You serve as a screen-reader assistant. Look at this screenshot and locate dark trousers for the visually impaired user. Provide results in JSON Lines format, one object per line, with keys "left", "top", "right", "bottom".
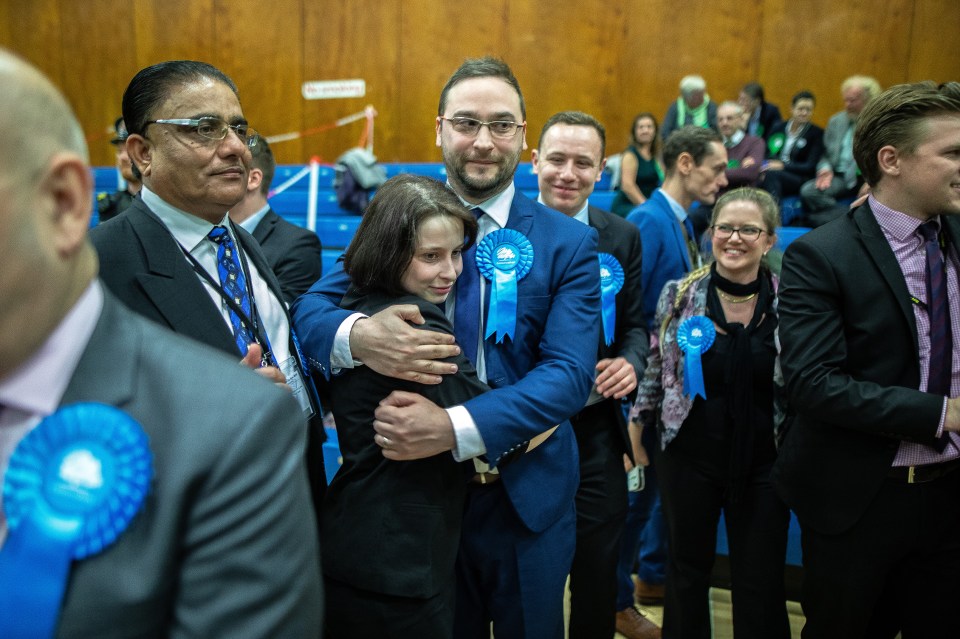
{"left": 799, "top": 468, "right": 960, "bottom": 639}
{"left": 760, "top": 169, "right": 806, "bottom": 202}
{"left": 324, "top": 575, "right": 454, "bottom": 639}
{"left": 568, "top": 404, "right": 629, "bottom": 639}
{"left": 657, "top": 447, "right": 790, "bottom": 639}
{"left": 454, "top": 479, "right": 576, "bottom": 639}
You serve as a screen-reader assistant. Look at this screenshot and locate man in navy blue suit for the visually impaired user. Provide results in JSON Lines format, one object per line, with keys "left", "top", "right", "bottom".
{"left": 292, "top": 58, "right": 599, "bottom": 639}
{"left": 618, "top": 126, "right": 728, "bottom": 625}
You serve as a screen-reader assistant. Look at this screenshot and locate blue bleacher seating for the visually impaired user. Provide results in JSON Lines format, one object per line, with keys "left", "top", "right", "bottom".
{"left": 383, "top": 163, "right": 447, "bottom": 181}
{"left": 92, "top": 166, "right": 120, "bottom": 192}
{"left": 776, "top": 226, "right": 811, "bottom": 251}
{"left": 780, "top": 196, "right": 804, "bottom": 226}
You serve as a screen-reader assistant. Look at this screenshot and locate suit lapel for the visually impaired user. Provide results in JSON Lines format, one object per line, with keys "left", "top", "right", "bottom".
{"left": 126, "top": 202, "right": 238, "bottom": 352}
{"left": 61, "top": 291, "right": 137, "bottom": 408}
{"left": 853, "top": 204, "right": 919, "bottom": 350}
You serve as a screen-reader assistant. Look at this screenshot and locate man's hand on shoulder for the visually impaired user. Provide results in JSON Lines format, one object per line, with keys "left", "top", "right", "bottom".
{"left": 351, "top": 304, "right": 460, "bottom": 384}
{"left": 373, "top": 390, "right": 456, "bottom": 460}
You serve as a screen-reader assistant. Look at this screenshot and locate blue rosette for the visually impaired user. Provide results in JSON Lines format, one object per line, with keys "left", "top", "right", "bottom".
{"left": 676, "top": 316, "right": 716, "bottom": 400}
{"left": 476, "top": 229, "right": 534, "bottom": 343}
{"left": 598, "top": 253, "right": 625, "bottom": 346}
{"left": 0, "top": 403, "right": 153, "bottom": 639}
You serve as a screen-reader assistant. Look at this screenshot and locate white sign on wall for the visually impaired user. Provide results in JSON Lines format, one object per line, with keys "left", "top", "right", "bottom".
{"left": 301, "top": 79, "right": 366, "bottom": 100}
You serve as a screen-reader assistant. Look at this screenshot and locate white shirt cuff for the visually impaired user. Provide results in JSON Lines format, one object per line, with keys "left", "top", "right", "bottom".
{"left": 447, "top": 405, "right": 486, "bottom": 461}
{"left": 331, "top": 312, "right": 366, "bottom": 372}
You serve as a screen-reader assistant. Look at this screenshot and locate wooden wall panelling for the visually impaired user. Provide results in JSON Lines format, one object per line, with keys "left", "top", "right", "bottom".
{"left": 398, "top": 0, "right": 510, "bottom": 162}
{"left": 509, "top": 0, "right": 627, "bottom": 158}
{"left": 906, "top": 0, "right": 960, "bottom": 83}
{"left": 617, "top": 0, "right": 762, "bottom": 152}
{"left": 60, "top": 0, "right": 139, "bottom": 166}
{"left": 132, "top": 0, "right": 215, "bottom": 69}
{"left": 216, "top": 0, "right": 305, "bottom": 163}
{"left": 757, "top": 0, "right": 914, "bottom": 128}
{"left": 0, "top": 0, "right": 65, "bottom": 107}
{"left": 302, "top": 0, "right": 402, "bottom": 164}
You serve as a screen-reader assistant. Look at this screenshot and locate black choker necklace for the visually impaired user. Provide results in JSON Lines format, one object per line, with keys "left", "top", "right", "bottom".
{"left": 711, "top": 263, "right": 761, "bottom": 297}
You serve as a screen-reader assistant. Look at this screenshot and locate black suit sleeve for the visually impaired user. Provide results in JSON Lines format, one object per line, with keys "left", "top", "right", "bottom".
{"left": 272, "top": 229, "right": 323, "bottom": 305}
{"left": 783, "top": 126, "right": 825, "bottom": 179}
{"left": 613, "top": 221, "right": 649, "bottom": 378}
{"left": 779, "top": 237, "right": 943, "bottom": 443}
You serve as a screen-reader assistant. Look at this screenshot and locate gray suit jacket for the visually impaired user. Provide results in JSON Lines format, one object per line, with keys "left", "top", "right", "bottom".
{"left": 54, "top": 290, "right": 322, "bottom": 638}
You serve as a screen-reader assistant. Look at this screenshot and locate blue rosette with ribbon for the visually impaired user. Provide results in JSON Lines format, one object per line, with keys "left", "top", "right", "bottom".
{"left": 476, "top": 229, "right": 534, "bottom": 343}
{"left": 598, "top": 253, "right": 625, "bottom": 346}
{"left": 676, "top": 316, "right": 716, "bottom": 400}
{"left": 0, "top": 403, "right": 153, "bottom": 639}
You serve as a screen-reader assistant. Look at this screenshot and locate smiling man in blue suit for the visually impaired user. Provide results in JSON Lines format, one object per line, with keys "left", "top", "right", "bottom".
{"left": 293, "top": 58, "right": 599, "bottom": 638}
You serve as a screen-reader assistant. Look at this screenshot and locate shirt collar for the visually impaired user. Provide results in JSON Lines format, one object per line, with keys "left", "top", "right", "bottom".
{"left": 658, "top": 188, "right": 689, "bottom": 223}
{"left": 141, "top": 186, "right": 231, "bottom": 252}
{"left": 238, "top": 203, "right": 271, "bottom": 234}
{"left": 869, "top": 194, "right": 935, "bottom": 242}
{"left": 724, "top": 130, "right": 745, "bottom": 147}
{"left": 460, "top": 182, "right": 514, "bottom": 228}
{"left": 0, "top": 281, "right": 103, "bottom": 417}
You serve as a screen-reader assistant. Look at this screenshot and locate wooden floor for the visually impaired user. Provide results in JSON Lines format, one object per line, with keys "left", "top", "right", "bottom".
{"left": 612, "top": 589, "right": 806, "bottom": 638}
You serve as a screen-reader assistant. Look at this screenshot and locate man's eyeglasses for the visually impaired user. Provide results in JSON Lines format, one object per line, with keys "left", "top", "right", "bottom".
{"left": 145, "top": 117, "right": 259, "bottom": 148}
{"left": 710, "top": 224, "right": 767, "bottom": 242}
{"left": 440, "top": 117, "right": 524, "bottom": 139}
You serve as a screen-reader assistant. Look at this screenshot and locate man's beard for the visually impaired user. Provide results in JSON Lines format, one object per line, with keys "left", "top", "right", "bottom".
{"left": 443, "top": 147, "right": 521, "bottom": 202}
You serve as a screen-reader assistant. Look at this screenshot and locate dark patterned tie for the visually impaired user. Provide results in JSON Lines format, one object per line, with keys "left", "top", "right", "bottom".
{"left": 919, "top": 221, "right": 952, "bottom": 451}
{"left": 454, "top": 208, "right": 484, "bottom": 365}
{"left": 208, "top": 226, "right": 255, "bottom": 357}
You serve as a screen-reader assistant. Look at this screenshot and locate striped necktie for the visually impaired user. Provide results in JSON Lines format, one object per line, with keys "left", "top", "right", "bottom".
{"left": 208, "top": 226, "right": 255, "bottom": 356}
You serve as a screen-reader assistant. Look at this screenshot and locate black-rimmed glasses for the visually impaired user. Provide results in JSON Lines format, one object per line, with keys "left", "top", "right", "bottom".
{"left": 145, "top": 117, "right": 259, "bottom": 148}
{"left": 710, "top": 224, "right": 767, "bottom": 242}
{"left": 440, "top": 116, "right": 524, "bottom": 139}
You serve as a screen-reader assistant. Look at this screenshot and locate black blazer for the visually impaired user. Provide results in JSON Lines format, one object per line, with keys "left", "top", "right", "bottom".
{"left": 90, "top": 196, "right": 327, "bottom": 504}
{"left": 585, "top": 206, "right": 649, "bottom": 460}
{"left": 772, "top": 203, "right": 958, "bottom": 535}
{"left": 321, "top": 291, "right": 488, "bottom": 598}
{"left": 765, "top": 120, "right": 825, "bottom": 182}
{"left": 252, "top": 209, "right": 323, "bottom": 305}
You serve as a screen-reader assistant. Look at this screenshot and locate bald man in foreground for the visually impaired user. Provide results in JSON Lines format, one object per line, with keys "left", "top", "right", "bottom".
{"left": 0, "top": 50, "right": 322, "bottom": 638}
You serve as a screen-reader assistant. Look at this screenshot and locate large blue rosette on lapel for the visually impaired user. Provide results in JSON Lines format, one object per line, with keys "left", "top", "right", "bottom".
{"left": 0, "top": 403, "right": 153, "bottom": 639}
{"left": 676, "top": 316, "right": 716, "bottom": 399}
{"left": 476, "top": 229, "right": 534, "bottom": 344}
{"left": 598, "top": 253, "right": 625, "bottom": 346}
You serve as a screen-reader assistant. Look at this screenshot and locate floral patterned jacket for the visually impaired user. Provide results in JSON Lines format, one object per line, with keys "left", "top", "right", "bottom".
{"left": 631, "top": 266, "right": 786, "bottom": 451}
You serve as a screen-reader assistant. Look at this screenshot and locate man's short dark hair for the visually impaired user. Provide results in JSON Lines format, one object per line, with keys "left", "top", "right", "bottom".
{"left": 538, "top": 111, "right": 606, "bottom": 158}
{"left": 122, "top": 60, "right": 238, "bottom": 137}
{"left": 662, "top": 126, "right": 723, "bottom": 175}
{"left": 741, "top": 82, "right": 765, "bottom": 102}
{"left": 792, "top": 90, "right": 816, "bottom": 106}
{"left": 438, "top": 57, "right": 525, "bottom": 120}
{"left": 249, "top": 135, "right": 275, "bottom": 197}
{"left": 854, "top": 81, "right": 960, "bottom": 185}
{"left": 344, "top": 174, "right": 479, "bottom": 297}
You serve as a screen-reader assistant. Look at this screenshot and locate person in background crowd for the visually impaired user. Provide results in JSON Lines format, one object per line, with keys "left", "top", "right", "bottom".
{"left": 738, "top": 82, "right": 783, "bottom": 142}
{"left": 229, "top": 135, "right": 323, "bottom": 305}
{"left": 96, "top": 116, "right": 141, "bottom": 223}
{"left": 661, "top": 75, "right": 718, "bottom": 141}
{"left": 798, "top": 75, "right": 881, "bottom": 226}
{"left": 760, "top": 91, "right": 825, "bottom": 210}
{"left": 611, "top": 113, "right": 664, "bottom": 217}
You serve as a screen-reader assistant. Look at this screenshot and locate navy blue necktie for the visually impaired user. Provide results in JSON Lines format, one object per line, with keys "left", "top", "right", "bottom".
{"left": 919, "top": 221, "right": 952, "bottom": 452}
{"left": 208, "top": 226, "right": 255, "bottom": 357}
{"left": 455, "top": 209, "right": 484, "bottom": 365}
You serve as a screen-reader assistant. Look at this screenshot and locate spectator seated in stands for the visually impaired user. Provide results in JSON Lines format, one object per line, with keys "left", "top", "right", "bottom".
{"left": 661, "top": 75, "right": 718, "bottom": 141}
{"left": 738, "top": 82, "right": 783, "bottom": 143}
{"left": 799, "top": 75, "right": 881, "bottom": 227}
{"left": 760, "top": 91, "right": 825, "bottom": 211}
{"left": 611, "top": 112, "right": 664, "bottom": 217}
